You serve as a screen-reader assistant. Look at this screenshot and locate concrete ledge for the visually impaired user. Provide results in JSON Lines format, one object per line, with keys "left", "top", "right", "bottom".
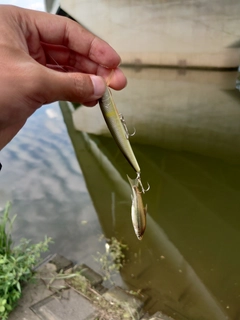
{"left": 8, "top": 254, "right": 175, "bottom": 320}
{"left": 103, "top": 286, "right": 149, "bottom": 319}
{"left": 49, "top": 253, "right": 73, "bottom": 272}
{"left": 31, "top": 289, "right": 96, "bottom": 320}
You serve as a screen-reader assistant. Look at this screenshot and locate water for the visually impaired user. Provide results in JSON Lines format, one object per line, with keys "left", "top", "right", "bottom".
{"left": 0, "top": 104, "right": 104, "bottom": 264}
{"left": 1, "top": 68, "right": 240, "bottom": 320}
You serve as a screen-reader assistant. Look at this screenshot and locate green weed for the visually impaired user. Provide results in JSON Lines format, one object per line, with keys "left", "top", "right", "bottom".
{"left": 94, "top": 236, "right": 128, "bottom": 283}
{"left": 0, "top": 202, "right": 52, "bottom": 320}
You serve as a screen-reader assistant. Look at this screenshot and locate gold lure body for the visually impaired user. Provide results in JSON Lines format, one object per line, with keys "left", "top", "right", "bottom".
{"left": 99, "top": 87, "right": 140, "bottom": 174}
{"left": 127, "top": 175, "right": 147, "bottom": 240}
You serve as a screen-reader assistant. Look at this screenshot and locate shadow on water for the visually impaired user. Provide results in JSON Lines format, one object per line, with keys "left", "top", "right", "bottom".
{"left": 60, "top": 67, "right": 240, "bottom": 320}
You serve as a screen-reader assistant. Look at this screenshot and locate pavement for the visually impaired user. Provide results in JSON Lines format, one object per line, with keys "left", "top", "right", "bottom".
{"left": 8, "top": 254, "right": 174, "bottom": 320}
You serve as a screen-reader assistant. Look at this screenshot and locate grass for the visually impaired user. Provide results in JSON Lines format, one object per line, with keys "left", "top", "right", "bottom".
{"left": 0, "top": 202, "right": 52, "bottom": 320}
{"left": 67, "top": 274, "right": 136, "bottom": 320}
{"left": 40, "top": 236, "right": 135, "bottom": 319}
{"left": 0, "top": 202, "right": 140, "bottom": 319}
{"left": 65, "top": 237, "right": 137, "bottom": 319}
{"left": 94, "top": 236, "right": 128, "bottom": 283}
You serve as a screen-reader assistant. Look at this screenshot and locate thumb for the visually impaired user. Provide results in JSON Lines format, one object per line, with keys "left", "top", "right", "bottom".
{"left": 38, "top": 67, "right": 106, "bottom": 105}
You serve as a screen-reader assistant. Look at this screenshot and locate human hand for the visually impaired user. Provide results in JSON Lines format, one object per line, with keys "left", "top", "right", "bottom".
{"left": 0, "top": 5, "right": 127, "bottom": 150}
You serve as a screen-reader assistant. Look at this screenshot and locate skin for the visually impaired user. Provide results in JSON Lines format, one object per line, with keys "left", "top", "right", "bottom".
{"left": 0, "top": 5, "right": 127, "bottom": 150}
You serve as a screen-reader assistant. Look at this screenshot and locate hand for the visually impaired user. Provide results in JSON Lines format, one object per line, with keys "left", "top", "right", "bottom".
{"left": 0, "top": 5, "right": 127, "bottom": 150}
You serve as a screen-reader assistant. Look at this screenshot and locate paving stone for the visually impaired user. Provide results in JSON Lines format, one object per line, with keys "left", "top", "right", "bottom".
{"left": 36, "top": 263, "right": 67, "bottom": 294}
{"left": 149, "top": 311, "right": 174, "bottom": 320}
{"left": 38, "top": 261, "right": 57, "bottom": 274}
{"left": 33, "top": 254, "right": 56, "bottom": 272}
{"left": 103, "top": 286, "right": 149, "bottom": 319}
{"left": 31, "top": 289, "right": 96, "bottom": 320}
{"left": 74, "top": 264, "right": 103, "bottom": 287}
{"left": 8, "top": 268, "right": 53, "bottom": 320}
{"left": 84, "top": 312, "right": 102, "bottom": 320}
{"left": 49, "top": 254, "right": 73, "bottom": 272}
{"left": 93, "top": 283, "right": 108, "bottom": 295}
{"left": 8, "top": 255, "right": 168, "bottom": 320}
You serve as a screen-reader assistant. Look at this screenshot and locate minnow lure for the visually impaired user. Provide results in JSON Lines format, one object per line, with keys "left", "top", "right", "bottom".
{"left": 127, "top": 175, "right": 148, "bottom": 240}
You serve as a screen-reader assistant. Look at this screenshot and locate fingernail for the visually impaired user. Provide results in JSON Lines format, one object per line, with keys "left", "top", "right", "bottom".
{"left": 90, "top": 75, "right": 106, "bottom": 97}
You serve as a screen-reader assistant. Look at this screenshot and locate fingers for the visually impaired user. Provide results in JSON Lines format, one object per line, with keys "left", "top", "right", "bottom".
{"left": 37, "top": 65, "right": 106, "bottom": 105}
{"left": 22, "top": 8, "right": 122, "bottom": 68}
{"left": 3, "top": 6, "right": 127, "bottom": 91}
{"left": 38, "top": 66, "right": 127, "bottom": 106}
{"left": 30, "top": 40, "right": 127, "bottom": 91}
{"left": 42, "top": 43, "right": 127, "bottom": 90}
{"left": 97, "top": 67, "right": 127, "bottom": 90}
{"left": 0, "top": 6, "right": 127, "bottom": 105}
{"left": 41, "top": 42, "right": 105, "bottom": 75}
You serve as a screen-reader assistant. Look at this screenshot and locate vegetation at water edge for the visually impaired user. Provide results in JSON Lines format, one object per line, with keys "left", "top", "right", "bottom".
{"left": 0, "top": 202, "right": 51, "bottom": 320}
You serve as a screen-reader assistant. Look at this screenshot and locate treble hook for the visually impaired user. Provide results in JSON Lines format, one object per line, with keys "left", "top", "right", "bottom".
{"left": 119, "top": 113, "right": 136, "bottom": 139}
{"left": 136, "top": 172, "right": 150, "bottom": 194}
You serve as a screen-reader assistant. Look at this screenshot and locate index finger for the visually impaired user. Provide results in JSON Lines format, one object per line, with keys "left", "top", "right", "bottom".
{"left": 22, "top": 7, "right": 122, "bottom": 69}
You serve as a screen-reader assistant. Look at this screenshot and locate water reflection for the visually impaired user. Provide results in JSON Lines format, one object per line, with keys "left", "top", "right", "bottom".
{"left": 73, "top": 68, "right": 240, "bottom": 163}
{"left": 68, "top": 68, "right": 240, "bottom": 319}
{"left": 0, "top": 67, "right": 240, "bottom": 320}
{"left": 0, "top": 103, "right": 104, "bottom": 265}
{"left": 61, "top": 127, "right": 240, "bottom": 319}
